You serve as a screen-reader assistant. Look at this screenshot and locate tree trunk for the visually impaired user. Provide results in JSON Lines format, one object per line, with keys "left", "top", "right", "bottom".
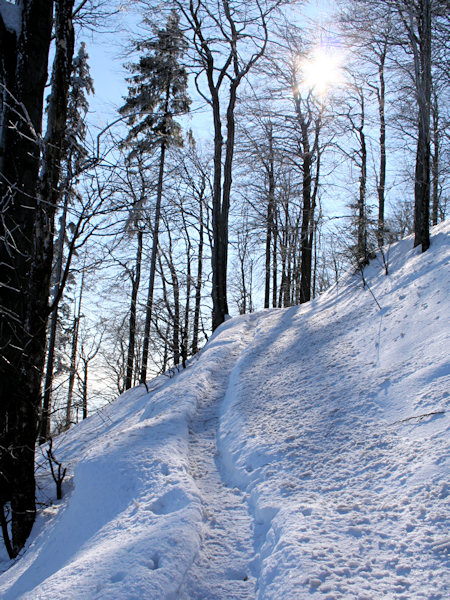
{"left": 313, "top": 224, "right": 318, "bottom": 299}
{"left": 357, "top": 92, "right": 368, "bottom": 264}
{"left": 210, "top": 88, "right": 226, "bottom": 331}
{"left": 181, "top": 227, "right": 192, "bottom": 369}
{"left": 66, "top": 268, "right": 84, "bottom": 427}
{"left": 0, "top": 0, "right": 54, "bottom": 555}
{"left": 412, "top": 0, "right": 431, "bottom": 252}
{"left": 295, "top": 97, "right": 319, "bottom": 305}
{"left": 162, "top": 324, "right": 170, "bottom": 372}
{"left": 171, "top": 265, "right": 180, "bottom": 367}
{"left": 66, "top": 311, "right": 80, "bottom": 428}
{"left": 285, "top": 245, "right": 293, "bottom": 307}
{"left": 140, "top": 141, "right": 166, "bottom": 383}
{"left": 272, "top": 219, "right": 278, "bottom": 308}
{"left": 431, "top": 90, "right": 439, "bottom": 226}
{"left": 39, "top": 190, "right": 70, "bottom": 443}
{"left": 125, "top": 228, "right": 143, "bottom": 390}
{"left": 192, "top": 197, "right": 204, "bottom": 355}
{"left": 376, "top": 50, "right": 387, "bottom": 247}
{"left": 279, "top": 229, "right": 288, "bottom": 308}
{"left": 358, "top": 127, "right": 368, "bottom": 263}
{"left": 299, "top": 130, "right": 312, "bottom": 304}
{"left": 82, "top": 359, "right": 88, "bottom": 420}
{"left": 264, "top": 126, "right": 275, "bottom": 309}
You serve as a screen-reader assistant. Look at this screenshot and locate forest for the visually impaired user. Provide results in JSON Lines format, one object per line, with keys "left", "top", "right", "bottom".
{"left": 0, "top": 0, "right": 448, "bottom": 558}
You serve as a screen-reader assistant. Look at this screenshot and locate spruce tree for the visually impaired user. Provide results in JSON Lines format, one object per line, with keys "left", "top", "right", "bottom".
{"left": 119, "top": 9, "right": 190, "bottom": 385}
{"left": 65, "top": 42, "right": 95, "bottom": 171}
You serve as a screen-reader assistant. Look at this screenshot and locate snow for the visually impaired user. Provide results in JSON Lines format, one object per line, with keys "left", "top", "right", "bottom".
{"left": 1, "top": 221, "right": 449, "bottom": 599}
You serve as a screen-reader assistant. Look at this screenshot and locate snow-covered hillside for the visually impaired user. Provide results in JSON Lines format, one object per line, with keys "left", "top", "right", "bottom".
{"left": 1, "top": 222, "right": 449, "bottom": 599}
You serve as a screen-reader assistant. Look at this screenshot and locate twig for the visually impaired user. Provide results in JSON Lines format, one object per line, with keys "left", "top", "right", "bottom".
{"left": 359, "top": 264, "right": 382, "bottom": 310}
{"left": 390, "top": 410, "right": 445, "bottom": 426}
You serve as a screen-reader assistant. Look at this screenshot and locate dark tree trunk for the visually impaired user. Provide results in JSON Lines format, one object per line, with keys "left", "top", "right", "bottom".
{"left": 171, "top": 265, "right": 181, "bottom": 367}
{"left": 299, "top": 128, "right": 313, "bottom": 304}
{"left": 312, "top": 224, "right": 318, "bottom": 299}
{"left": 285, "top": 246, "right": 293, "bottom": 307}
{"left": 140, "top": 141, "right": 166, "bottom": 384}
{"left": 66, "top": 311, "right": 80, "bottom": 428}
{"left": 192, "top": 197, "right": 204, "bottom": 355}
{"left": 309, "top": 141, "right": 321, "bottom": 298}
{"left": 431, "top": 90, "right": 439, "bottom": 227}
{"left": 41, "top": 309, "right": 58, "bottom": 442}
{"left": 264, "top": 125, "right": 275, "bottom": 309}
{"left": 213, "top": 82, "right": 238, "bottom": 327}
{"left": 66, "top": 268, "right": 84, "bottom": 427}
{"left": 279, "top": 226, "right": 288, "bottom": 308}
{"left": 162, "top": 324, "right": 170, "bottom": 372}
{"left": 0, "top": 0, "right": 54, "bottom": 556}
{"left": 412, "top": 0, "right": 431, "bottom": 252}
{"left": 294, "top": 95, "right": 321, "bottom": 305}
{"left": 125, "top": 229, "right": 143, "bottom": 390}
{"left": 210, "top": 86, "right": 228, "bottom": 331}
{"left": 414, "top": 120, "right": 431, "bottom": 251}
{"left": 292, "top": 236, "right": 298, "bottom": 306}
{"left": 181, "top": 221, "right": 192, "bottom": 369}
{"left": 376, "top": 50, "right": 387, "bottom": 247}
{"left": 39, "top": 190, "right": 70, "bottom": 443}
{"left": 354, "top": 89, "right": 368, "bottom": 265}
{"left": 272, "top": 219, "right": 278, "bottom": 308}
{"left": 358, "top": 117, "right": 368, "bottom": 263}
{"left": 82, "top": 359, "right": 88, "bottom": 420}
{"left": 0, "top": 505, "right": 14, "bottom": 559}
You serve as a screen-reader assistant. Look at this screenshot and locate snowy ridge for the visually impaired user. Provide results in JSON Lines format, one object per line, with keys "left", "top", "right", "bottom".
{"left": 0, "top": 221, "right": 449, "bottom": 599}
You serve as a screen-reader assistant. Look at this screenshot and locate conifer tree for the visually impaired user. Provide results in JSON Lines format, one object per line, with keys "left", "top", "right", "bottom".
{"left": 119, "top": 9, "right": 190, "bottom": 385}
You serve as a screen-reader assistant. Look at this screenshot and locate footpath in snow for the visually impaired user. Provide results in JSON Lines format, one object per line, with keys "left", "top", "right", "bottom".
{"left": 178, "top": 316, "right": 257, "bottom": 598}
{"left": 0, "top": 221, "right": 449, "bottom": 599}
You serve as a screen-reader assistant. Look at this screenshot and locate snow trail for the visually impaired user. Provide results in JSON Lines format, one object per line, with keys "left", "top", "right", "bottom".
{"left": 178, "top": 316, "right": 257, "bottom": 599}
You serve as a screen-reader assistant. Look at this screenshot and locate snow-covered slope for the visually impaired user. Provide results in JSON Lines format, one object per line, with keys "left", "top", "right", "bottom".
{"left": 1, "top": 222, "right": 449, "bottom": 599}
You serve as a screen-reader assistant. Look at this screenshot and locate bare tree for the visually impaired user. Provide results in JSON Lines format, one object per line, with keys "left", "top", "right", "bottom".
{"left": 394, "top": 0, "right": 433, "bottom": 251}
{"left": 237, "top": 107, "right": 280, "bottom": 309}
{"left": 175, "top": 140, "right": 212, "bottom": 355}
{"left": 77, "top": 325, "right": 104, "bottom": 420}
{"left": 370, "top": 0, "right": 445, "bottom": 250}
{"left": 339, "top": 1, "right": 394, "bottom": 247}
{"left": 173, "top": 0, "right": 284, "bottom": 329}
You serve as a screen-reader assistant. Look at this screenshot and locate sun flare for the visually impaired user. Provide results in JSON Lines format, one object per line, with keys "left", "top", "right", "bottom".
{"left": 300, "top": 47, "right": 344, "bottom": 96}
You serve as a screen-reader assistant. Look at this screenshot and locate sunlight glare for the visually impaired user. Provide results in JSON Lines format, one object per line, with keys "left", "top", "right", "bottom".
{"left": 300, "top": 47, "right": 344, "bottom": 96}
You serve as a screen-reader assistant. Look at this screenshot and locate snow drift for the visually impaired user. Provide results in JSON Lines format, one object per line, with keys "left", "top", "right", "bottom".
{"left": 1, "top": 221, "right": 449, "bottom": 599}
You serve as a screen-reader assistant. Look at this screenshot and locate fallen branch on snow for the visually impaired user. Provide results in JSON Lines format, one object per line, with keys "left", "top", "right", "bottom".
{"left": 389, "top": 410, "right": 445, "bottom": 426}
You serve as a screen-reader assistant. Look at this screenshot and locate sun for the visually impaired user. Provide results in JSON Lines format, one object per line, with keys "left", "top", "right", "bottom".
{"left": 299, "top": 47, "right": 344, "bottom": 96}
